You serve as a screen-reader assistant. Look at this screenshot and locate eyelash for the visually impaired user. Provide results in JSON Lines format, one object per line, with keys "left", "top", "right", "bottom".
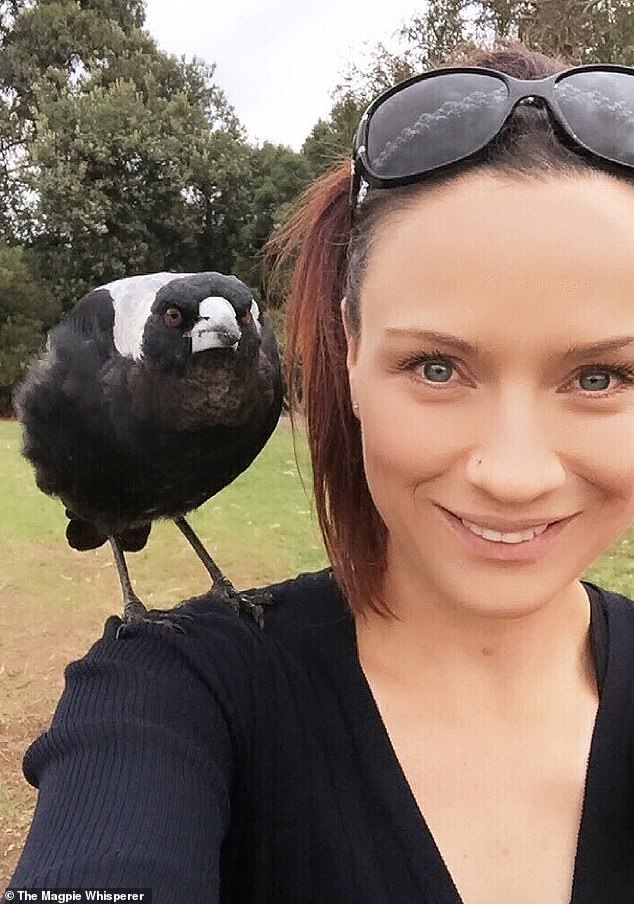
{"left": 395, "top": 349, "right": 634, "bottom": 399}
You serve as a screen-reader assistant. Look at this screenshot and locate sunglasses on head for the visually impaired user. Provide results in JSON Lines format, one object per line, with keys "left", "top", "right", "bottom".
{"left": 350, "top": 64, "right": 634, "bottom": 215}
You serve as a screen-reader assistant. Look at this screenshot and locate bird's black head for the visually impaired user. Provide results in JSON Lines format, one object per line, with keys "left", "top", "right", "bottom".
{"left": 140, "top": 273, "right": 260, "bottom": 371}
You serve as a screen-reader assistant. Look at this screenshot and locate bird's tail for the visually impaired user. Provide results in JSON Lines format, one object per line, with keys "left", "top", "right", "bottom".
{"left": 65, "top": 510, "right": 151, "bottom": 552}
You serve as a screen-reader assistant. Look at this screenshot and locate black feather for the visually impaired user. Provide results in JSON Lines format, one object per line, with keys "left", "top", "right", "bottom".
{"left": 13, "top": 271, "right": 283, "bottom": 622}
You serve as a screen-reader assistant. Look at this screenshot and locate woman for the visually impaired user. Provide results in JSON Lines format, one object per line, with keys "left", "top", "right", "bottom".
{"left": 6, "top": 40, "right": 634, "bottom": 904}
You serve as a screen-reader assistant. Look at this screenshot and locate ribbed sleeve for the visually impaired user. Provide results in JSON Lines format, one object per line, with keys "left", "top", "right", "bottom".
{"left": 6, "top": 573, "right": 634, "bottom": 904}
{"left": 8, "top": 598, "right": 260, "bottom": 903}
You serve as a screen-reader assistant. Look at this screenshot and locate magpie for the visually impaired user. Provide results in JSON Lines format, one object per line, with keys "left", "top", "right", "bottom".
{"left": 14, "top": 271, "right": 283, "bottom": 630}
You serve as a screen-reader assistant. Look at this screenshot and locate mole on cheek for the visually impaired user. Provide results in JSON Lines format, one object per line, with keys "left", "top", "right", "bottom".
{"left": 481, "top": 647, "right": 495, "bottom": 656}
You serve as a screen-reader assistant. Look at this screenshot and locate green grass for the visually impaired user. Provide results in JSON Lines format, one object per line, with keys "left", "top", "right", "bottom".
{"left": 0, "top": 419, "right": 70, "bottom": 541}
{"left": 2, "top": 417, "right": 634, "bottom": 603}
{"left": 5, "top": 416, "right": 633, "bottom": 888}
{"left": 0, "top": 418, "right": 328, "bottom": 612}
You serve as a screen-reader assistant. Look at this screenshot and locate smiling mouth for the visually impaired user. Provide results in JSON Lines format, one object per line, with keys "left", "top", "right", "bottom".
{"left": 440, "top": 506, "right": 570, "bottom": 536}
{"left": 437, "top": 506, "right": 576, "bottom": 557}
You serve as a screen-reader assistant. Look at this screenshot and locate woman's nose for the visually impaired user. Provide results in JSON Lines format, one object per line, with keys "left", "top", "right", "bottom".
{"left": 465, "top": 389, "right": 567, "bottom": 503}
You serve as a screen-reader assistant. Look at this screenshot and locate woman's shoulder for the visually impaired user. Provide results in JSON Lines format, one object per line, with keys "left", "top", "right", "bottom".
{"left": 83, "top": 568, "right": 348, "bottom": 691}
{"left": 99, "top": 565, "right": 341, "bottom": 631}
{"left": 583, "top": 578, "right": 634, "bottom": 679}
{"left": 24, "top": 570, "right": 348, "bottom": 789}
{"left": 258, "top": 566, "right": 350, "bottom": 629}
{"left": 584, "top": 578, "right": 634, "bottom": 618}
{"left": 155, "top": 566, "right": 347, "bottom": 636}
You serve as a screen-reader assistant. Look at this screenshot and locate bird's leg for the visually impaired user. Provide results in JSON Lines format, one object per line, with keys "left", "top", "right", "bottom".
{"left": 108, "top": 536, "right": 148, "bottom": 623}
{"left": 173, "top": 515, "right": 236, "bottom": 594}
{"left": 173, "top": 515, "right": 273, "bottom": 627}
{"left": 109, "top": 535, "right": 191, "bottom": 637}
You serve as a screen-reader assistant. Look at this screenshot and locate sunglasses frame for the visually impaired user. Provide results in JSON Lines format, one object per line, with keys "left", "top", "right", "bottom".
{"left": 350, "top": 63, "right": 634, "bottom": 214}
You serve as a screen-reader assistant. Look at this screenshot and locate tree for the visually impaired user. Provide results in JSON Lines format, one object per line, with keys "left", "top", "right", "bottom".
{"left": 404, "top": 0, "right": 634, "bottom": 65}
{"left": 235, "top": 141, "right": 312, "bottom": 288}
{"left": 302, "top": 96, "right": 362, "bottom": 177}
{"left": 185, "top": 126, "right": 257, "bottom": 278}
{"left": 0, "top": 244, "right": 59, "bottom": 414}
{"left": 27, "top": 59, "right": 252, "bottom": 306}
{"left": 0, "top": 0, "right": 255, "bottom": 309}
{"left": 302, "top": 0, "right": 634, "bottom": 174}
{"left": 399, "top": 0, "right": 483, "bottom": 67}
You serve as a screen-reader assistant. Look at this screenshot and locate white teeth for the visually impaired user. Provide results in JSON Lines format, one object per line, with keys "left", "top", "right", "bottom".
{"left": 460, "top": 519, "right": 550, "bottom": 543}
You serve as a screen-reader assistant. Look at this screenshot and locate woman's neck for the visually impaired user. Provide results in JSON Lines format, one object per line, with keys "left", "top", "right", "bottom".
{"left": 355, "top": 566, "right": 596, "bottom": 722}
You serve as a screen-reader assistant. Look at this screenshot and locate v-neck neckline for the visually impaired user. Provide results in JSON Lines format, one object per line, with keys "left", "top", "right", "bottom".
{"left": 338, "top": 580, "right": 631, "bottom": 904}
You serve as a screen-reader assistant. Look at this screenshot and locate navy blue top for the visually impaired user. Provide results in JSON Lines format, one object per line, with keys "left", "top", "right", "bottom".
{"left": 5, "top": 571, "right": 634, "bottom": 902}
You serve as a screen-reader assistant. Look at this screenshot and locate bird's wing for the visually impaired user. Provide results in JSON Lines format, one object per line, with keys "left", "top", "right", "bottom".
{"left": 51, "top": 287, "right": 119, "bottom": 360}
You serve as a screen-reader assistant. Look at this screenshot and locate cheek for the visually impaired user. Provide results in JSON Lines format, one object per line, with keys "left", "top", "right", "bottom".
{"left": 357, "top": 385, "right": 459, "bottom": 520}
{"left": 356, "top": 365, "right": 468, "bottom": 477}
{"left": 357, "top": 372, "right": 634, "bottom": 524}
{"left": 587, "top": 431, "right": 634, "bottom": 513}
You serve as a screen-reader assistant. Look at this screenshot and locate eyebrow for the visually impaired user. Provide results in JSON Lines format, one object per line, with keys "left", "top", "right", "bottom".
{"left": 384, "top": 329, "right": 634, "bottom": 359}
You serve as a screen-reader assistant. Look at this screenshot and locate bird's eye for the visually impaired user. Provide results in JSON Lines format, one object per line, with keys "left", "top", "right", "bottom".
{"left": 164, "top": 307, "right": 183, "bottom": 328}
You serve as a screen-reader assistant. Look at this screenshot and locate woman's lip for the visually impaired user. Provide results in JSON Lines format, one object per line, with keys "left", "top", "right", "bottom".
{"left": 437, "top": 507, "right": 576, "bottom": 561}
{"left": 442, "top": 509, "right": 563, "bottom": 532}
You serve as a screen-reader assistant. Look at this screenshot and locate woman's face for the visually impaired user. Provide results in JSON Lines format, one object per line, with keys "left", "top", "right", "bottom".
{"left": 344, "top": 171, "right": 634, "bottom": 618}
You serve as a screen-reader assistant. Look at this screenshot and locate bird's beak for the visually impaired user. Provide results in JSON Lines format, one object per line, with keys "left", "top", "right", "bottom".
{"left": 184, "top": 296, "right": 241, "bottom": 353}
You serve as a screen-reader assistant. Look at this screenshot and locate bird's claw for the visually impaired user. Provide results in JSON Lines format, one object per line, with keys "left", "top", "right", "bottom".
{"left": 115, "top": 609, "right": 194, "bottom": 639}
{"left": 114, "top": 585, "right": 274, "bottom": 639}
{"left": 116, "top": 620, "right": 137, "bottom": 640}
{"left": 213, "top": 586, "right": 273, "bottom": 629}
{"left": 235, "top": 595, "right": 265, "bottom": 628}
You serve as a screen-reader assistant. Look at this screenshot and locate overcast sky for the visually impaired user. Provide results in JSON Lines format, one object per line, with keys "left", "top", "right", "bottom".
{"left": 143, "top": 0, "right": 423, "bottom": 149}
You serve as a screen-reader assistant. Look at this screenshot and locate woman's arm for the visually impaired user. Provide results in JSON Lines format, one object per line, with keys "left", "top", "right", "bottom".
{"left": 6, "top": 604, "right": 246, "bottom": 903}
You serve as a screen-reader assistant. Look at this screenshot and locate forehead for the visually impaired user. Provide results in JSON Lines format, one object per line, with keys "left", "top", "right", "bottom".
{"left": 360, "top": 171, "right": 634, "bottom": 350}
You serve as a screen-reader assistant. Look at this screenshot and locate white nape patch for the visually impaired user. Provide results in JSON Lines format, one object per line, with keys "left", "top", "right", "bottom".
{"left": 250, "top": 298, "right": 262, "bottom": 336}
{"left": 102, "top": 272, "right": 197, "bottom": 359}
{"left": 186, "top": 295, "right": 241, "bottom": 354}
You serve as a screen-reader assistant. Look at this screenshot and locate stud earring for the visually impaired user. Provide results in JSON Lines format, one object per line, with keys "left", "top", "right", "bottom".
{"left": 352, "top": 402, "right": 360, "bottom": 416}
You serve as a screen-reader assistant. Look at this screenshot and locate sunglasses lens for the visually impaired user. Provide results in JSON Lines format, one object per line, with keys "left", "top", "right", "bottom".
{"left": 555, "top": 70, "right": 634, "bottom": 165}
{"left": 366, "top": 72, "right": 509, "bottom": 178}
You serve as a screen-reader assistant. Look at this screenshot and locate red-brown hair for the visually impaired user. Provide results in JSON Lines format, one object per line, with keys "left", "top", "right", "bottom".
{"left": 265, "top": 163, "right": 389, "bottom": 616}
{"left": 265, "top": 39, "right": 632, "bottom": 617}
